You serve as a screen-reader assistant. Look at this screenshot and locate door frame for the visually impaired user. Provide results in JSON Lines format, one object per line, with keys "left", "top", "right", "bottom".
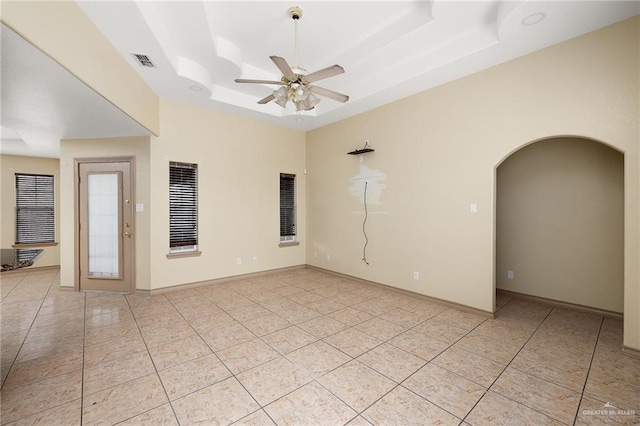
{"left": 74, "top": 156, "right": 136, "bottom": 292}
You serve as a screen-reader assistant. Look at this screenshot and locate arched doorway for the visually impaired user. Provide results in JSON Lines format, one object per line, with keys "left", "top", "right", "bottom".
{"left": 495, "top": 136, "right": 624, "bottom": 313}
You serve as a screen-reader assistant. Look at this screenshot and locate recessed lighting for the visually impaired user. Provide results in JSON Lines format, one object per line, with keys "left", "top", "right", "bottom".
{"left": 522, "top": 12, "right": 546, "bottom": 26}
{"left": 189, "top": 85, "right": 203, "bottom": 92}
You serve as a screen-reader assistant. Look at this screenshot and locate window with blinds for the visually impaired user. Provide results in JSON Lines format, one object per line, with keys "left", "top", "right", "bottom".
{"left": 15, "top": 173, "right": 55, "bottom": 244}
{"left": 280, "top": 173, "right": 296, "bottom": 242}
{"left": 169, "top": 162, "right": 198, "bottom": 252}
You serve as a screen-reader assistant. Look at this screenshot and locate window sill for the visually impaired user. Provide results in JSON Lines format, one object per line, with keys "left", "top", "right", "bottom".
{"left": 12, "top": 242, "right": 58, "bottom": 248}
{"left": 279, "top": 241, "right": 300, "bottom": 248}
{"left": 166, "top": 251, "right": 202, "bottom": 259}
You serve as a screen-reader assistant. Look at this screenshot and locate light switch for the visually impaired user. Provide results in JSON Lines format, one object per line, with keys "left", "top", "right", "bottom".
{"left": 136, "top": 203, "right": 144, "bottom": 212}
{"left": 470, "top": 203, "right": 478, "bottom": 214}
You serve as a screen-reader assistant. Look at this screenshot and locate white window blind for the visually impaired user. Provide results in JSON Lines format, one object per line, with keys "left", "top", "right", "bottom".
{"left": 169, "top": 162, "right": 198, "bottom": 251}
{"left": 280, "top": 173, "right": 296, "bottom": 240}
{"left": 15, "top": 174, "right": 55, "bottom": 244}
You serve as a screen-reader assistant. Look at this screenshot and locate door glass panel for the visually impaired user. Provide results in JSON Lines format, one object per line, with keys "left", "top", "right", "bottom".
{"left": 88, "top": 173, "right": 120, "bottom": 278}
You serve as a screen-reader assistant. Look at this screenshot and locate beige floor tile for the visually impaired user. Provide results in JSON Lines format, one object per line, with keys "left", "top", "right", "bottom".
{"left": 306, "top": 298, "right": 347, "bottom": 314}
{"left": 277, "top": 304, "right": 322, "bottom": 324}
{"left": 491, "top": 367, "right": 581, "bottom": 424}
{"left": 83, "top": 332, "right": 147, "bottom": 368}
{"left": 83, "top": 321, "right": 140, "bottom": 347}
{"left": 286, "top": 340, "right": 351, "bottom": 379}
{"left": 172, "top": 377, "right": 259, "bottom": 424}
{"left": 233, "top": 409, "right": 276, "bottom": 425}
{"left": 318, "top": 360, "right": 396, "bottom": 412}
{"left": 454, "top": 332, "right": 522, "bottom": 364}
{"left": 466, "top": 390, "right": 564, "bottom": 426}
{"left": 262, "top": 326, "right": 318, "bottom": 355}
{"left": 83, "top": 351, "right": 156, "bottom": 395}
{"left": 82, "top": 373, "right": 168, "bottom": 425}
{"left": 158, "top": 353, "right": 231, "bottom": 400}
{"left": 404, "top": 363, "right": 486, "bottom": 418}
{"left": 200, "top": 322, "right": 256, "bottom": 351}
{"left": 237, "top": 357, "right": 312, "bottom": 406}
{"left": 358, "top": 343, "right": 426, "bottom": 383}
{"left": 379, "top": 308, "right": 427, "bottom": 329}
{"left": 328, "top": 307, "right": 374, "bottom": 326}
{"left": 432, "top": 346, "right": 505, "bottom": 388}
{"left": 15, "top": 336, "right": 83, "bottom": 363}
{"left": 24, "top": 322, "right": 85, "bottom": 345}
{"left": 355, "top": 317, "right": 406, "bottom": 341}
{"left": 3, "top": 349, "right": 83, "bottom": 390}
{"left": 117, "top": 403, "right": 178, "bottom": 425}
{"left": 412, "top": 318, "right": 470, "bottom": 344}
{"left": 590, "top": 348, "right": 640, "bottom": 387}
{"left": 189, "top": 310, "right": 239, "bottom": 334}
{"left": 346, "top": 415, "right": 374, "bottom": 426}
{"left": 511, "top": 348, "right": 589, "bottom": 392}
{"left": 216, "top": 338, "right": 281, "bottom": 374}
{"left": 584, "top": 370, "right": 640, "bottom": 412}
{"left": 140, "top": 320, "right": 198, "bottom": 348}
{"left": 353, "top": 298, "right": 399, "bottom": 316}
{"left": 135, "top": 310, "right": 187, "bottom": 331}
{"left": 242, "top": 313, "right": 291, "bottom": 337}
{"left": 3, "top": 398, "right": 81, "bottom": 426}
{"left": 227, "top": 303, "right": 273, "bottom": 323}
{"left": 362, "top": 385, "right": 460, "bottom": 426}
{"left": 265, "top": 381, "right": 357, "bottom": 426}
{"left": 575, "top": 395, "right": 640, "bottom": 425}
{"left": 388, "top": 330, "right": 450, "bottom": 361}
{"left": 0, "top": 369, "right": 82, "bottom": 424}
{"left": 148, "top": 335, "right": 212, "bottom": 370}
{"left": 211, "top": 294, "right": 254, "bottom": 311}
{"left": 298, "top": 316, "right": 347, "bottom": 339}
{"left": 324, "top": 328, "right": 382, "bottom": 357}
{"left": 433, "top": 308, "right": 487, "bottom": 330}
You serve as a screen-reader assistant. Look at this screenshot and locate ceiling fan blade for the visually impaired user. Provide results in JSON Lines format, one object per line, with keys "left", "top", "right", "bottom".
{"left": 257, "top": 94, "right": 275, "bottom": 104}
{"left": 308, "top": 85, "right": 349, "bottom": 103}
{"left": 270, "top": 56, "right": 296, "bottom": 80}
{"left": 235, "top": 79, "right": 284, "bottom": 85}
{"left": 304, "top": 64, "right": 345, "bottom": 83}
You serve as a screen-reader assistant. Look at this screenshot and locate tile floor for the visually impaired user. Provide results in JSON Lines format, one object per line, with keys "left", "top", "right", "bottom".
{"left": 1, "top": 267, "right": 639, "bottom": 425}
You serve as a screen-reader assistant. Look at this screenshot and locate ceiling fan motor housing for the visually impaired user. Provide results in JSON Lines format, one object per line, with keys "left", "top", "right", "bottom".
{"left": 289, "top": 6, "right": 303, "bottom": 20}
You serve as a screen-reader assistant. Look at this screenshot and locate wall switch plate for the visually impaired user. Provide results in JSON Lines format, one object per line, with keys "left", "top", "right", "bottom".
{"left": 413, "top": 271, "right": 419, "bottom": 280}
{"left": 470, "top": 203, "right": 478, "bottom": 214}
{"left": 507, "top": 270, "right": 514, "bottom": 279}
{"left": 252, "top": 256, "right": 257, "bottom": 264}
{"left": 326, "top": 254, "right": 331, "bottom": 261}
{"left": 136, "top": 203, "right": 144, "bottom": 212}
{"left": 236, "top": 258, "right": 242, "bottom": 265}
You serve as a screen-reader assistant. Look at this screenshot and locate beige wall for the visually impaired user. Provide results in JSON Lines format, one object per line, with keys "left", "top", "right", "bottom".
{"left": 0, "top": 155, "right": 60, "bottom": 268}
{"left": 59, "top": 137, "right": 151, "bottom": 289}
{"left": 1, "top": 1, "right": 159, "bottom": 135}
{"left": 147, "top": 99, "right": 306, "bottom": 289}
{"left": 306, "top": 18, "right": 639, "bottom": 349}
{"left": 496, "top": 138, "right": 624, "bottom": 312}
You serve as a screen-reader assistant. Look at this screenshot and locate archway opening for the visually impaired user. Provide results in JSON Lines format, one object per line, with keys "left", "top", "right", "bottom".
{"left": 495, "top": 136, "right": 624, "bottom": 314}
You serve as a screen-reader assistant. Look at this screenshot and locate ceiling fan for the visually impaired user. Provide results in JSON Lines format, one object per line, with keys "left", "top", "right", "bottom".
{"left": 234, "top": 6, "right": 349, "bottom": 112}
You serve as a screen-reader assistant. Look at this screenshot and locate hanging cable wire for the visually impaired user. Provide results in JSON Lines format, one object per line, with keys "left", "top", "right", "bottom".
{"left": 362, "top": 181, "right": 370, "bottom": 265}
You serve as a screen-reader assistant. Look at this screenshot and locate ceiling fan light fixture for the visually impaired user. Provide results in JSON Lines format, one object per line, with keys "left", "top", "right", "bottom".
{"left": 295, "top": 85, "right": 309, "bottom": 101}
{"left": 275, "top": 96, "right": 288, "bottom": 108}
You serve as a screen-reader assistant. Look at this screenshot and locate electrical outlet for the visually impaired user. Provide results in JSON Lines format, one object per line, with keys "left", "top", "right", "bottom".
{"left": 252, "top": 256, "right": 257, "bottom": 264}
{"left": 236, "top": 258, "right": 242, "bottom": 265}
{"left": 314, "top": 251, "right": 318, "bottom": 258}
{"left": 507, "top": 270, "right": 514, "bottom": 279}
{"left": 326, "top": 254, "right": 331, "bottom": 262}
{"left": 413, "top": 271, "right": 419, "bottom": 280}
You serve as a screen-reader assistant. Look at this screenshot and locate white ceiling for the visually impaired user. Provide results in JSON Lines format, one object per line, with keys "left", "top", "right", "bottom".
{"left": 0, "top": 24, "right": 150, "bottom": 158}
{"left": 2, "top": 1, "right": 639, "bottom": 158}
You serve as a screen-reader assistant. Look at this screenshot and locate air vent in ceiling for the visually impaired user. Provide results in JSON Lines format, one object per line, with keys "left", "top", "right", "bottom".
{"left": 131, "top": 53, "right": 155, "bottom": 68}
